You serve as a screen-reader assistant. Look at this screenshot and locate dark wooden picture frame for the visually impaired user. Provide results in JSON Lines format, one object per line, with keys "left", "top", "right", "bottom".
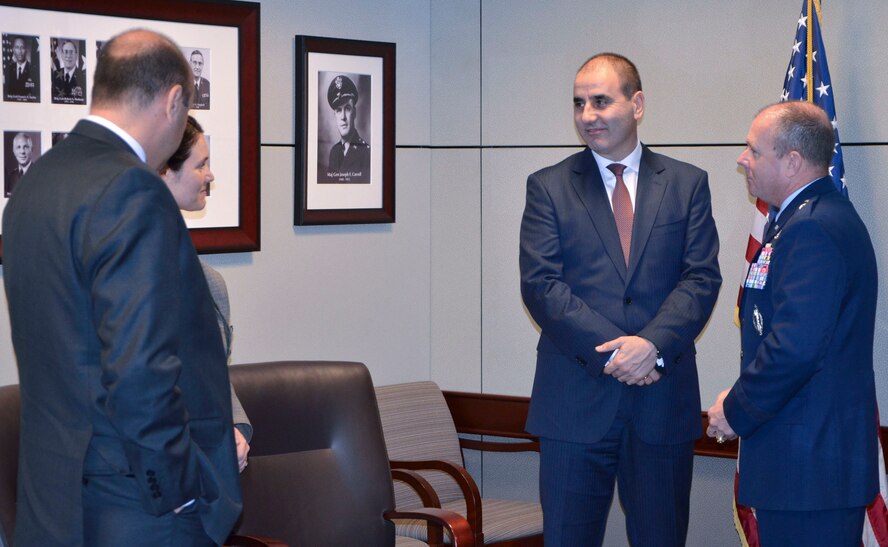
{"left": 0, "top": 0, "right": 260, "bottom": 257}
{"left": 294, "top": 35, "right": 395, "bottom": 226}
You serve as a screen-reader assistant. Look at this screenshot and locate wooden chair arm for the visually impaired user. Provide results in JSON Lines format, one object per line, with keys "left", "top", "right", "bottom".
{"left": 390, "top": 459, "right": 483, "bottom": 546}
{"left": 225, "top": 534, "right": 288, "bottom": 546}
{"left": 458, "top": 437, "right": 539, "bottom": 453}
{"left": 392, "top": 467, "right": 442, "bottom": 507}
{"left": 385, "top": 507, "right": 475, "bottom": 547}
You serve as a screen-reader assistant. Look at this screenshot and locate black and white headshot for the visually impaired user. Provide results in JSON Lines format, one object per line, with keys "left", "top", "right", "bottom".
{"left": 2, "top": 34, "right": 40, "bottom": 102}
{"left": 184, "top": 47, "right": 211, "bottom": 110}
{"left": 4, "top": 131, "right": 40, "bottom": 197}
{"left": 51, "top": 37, "right": 87, "bottom": 104}
{"left": 317, "top": 72, "right": 370, "bottom": 184}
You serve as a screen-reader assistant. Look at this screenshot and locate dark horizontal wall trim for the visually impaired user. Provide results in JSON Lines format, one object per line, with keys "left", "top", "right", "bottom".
{"left": 258, "top": 141, "right": 888, "bottom": 149}
{"left": 394, "top": 141, "right": 888, "bottom": 150}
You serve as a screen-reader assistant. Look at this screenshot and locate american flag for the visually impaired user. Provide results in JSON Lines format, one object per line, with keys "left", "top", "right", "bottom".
{"left": 734, "top": 1, "right": 888, "bottom": 546}
{"left": 736, "top": 0, "right": 846, "bottom": 318}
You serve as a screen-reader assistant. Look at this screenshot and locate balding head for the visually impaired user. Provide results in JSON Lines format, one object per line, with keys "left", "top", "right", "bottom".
{"left": 92, "top": 29, "right": 192, "bottom": 111}
{"left": 90, "top": 29, "right": 193, "bottom": 170}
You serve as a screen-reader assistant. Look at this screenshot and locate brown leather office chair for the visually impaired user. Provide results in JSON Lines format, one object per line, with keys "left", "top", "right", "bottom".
{"left": 229, "top": 361, "right": 473, "bottom": 547}
{"left": 376, "top": 381, "right": 543, "bottom": 546}
{"left": 0, "top": 385, "right": 19, "bottom": 547}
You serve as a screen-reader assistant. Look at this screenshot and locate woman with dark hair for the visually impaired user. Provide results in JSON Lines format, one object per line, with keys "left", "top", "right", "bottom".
{"left": 160, "top": 115, "right": 252, "bottom": 473}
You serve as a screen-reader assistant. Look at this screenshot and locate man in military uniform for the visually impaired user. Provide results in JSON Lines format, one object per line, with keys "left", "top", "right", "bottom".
{"left": 51, "top": 39, "right": 87, "bottom": 104}
{"left": 324, "top": 74, "right": 369, "bottom": 183}
{"left": 3, "top": 36, "right": 39, "bottom": 102}
{"left": 707, "top": 101, "right": 879, "bottom": 545}
{"left": 190, "top": 50, "right": 210, "bottom": 110}
{"left": 5, "top": 132, "right": 35, "bottom": 196}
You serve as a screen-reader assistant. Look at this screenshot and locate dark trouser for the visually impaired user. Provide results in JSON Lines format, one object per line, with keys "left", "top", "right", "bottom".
{"left": 756, "top": 506, "right": 866, "bottom": 547}
{"left": 539, "top": 393, "right": 694, "bottom": 547}
{"left": 82, "top": 472, "right": 216, "bottom": 546}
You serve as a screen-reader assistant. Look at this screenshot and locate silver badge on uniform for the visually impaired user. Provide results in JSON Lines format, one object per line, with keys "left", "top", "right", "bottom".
{"left": 752, "top": 305, "right": 763, "bottom": 336}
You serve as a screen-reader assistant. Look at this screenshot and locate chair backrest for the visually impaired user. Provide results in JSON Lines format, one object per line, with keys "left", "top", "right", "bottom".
{"left": 0, "top": 384, "right": 20, "bottom": 547}
{"left": 375, "top": 381, "right": 466, "bottom": 507}
{"left": 230, "top": 361, "right": 397, "bottom": 547}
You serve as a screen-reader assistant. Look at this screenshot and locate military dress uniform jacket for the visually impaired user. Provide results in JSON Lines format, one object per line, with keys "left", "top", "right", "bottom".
{"left": 726, "top": 176, "right": 879, "bottom": 511}
{"left": 3, "top": 60, "right": 38, "bottom": 99}
{"left": 327, "top": 132, "right": 370, "bottom": 180}
{"left": 52, "top": 67, "right": 87, "bottom": 101}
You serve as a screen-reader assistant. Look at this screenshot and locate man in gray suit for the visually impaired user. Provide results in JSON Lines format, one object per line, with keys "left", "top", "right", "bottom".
{"left": 3, "top": 29, "right": 241, "bottom": 546}
{"left": 520, "top": 53, "right": 721, "bottom": 546}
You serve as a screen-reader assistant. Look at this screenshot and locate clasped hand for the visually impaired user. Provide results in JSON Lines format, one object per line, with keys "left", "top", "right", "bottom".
{"left": 596, "top": 336, "right": 660, "bottom": 386}
{"left": 705, "top": 389, "right": 738, "bottom": 443}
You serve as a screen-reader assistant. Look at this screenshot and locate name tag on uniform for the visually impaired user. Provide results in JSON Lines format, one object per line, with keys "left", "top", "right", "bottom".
{"left": 745, "top": 244, "right": 772, "bottom": 290}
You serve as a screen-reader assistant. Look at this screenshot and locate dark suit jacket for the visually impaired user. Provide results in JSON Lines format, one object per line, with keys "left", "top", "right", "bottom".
{"left": 3, "top": 61, "right": 37, "bottom": 99}
{"left": 520, "top": 147, "right": 721, "bottom": 445}
{"left": 725, "top": 177, "right": 878, "bottom": 510}
{"left": 193, "top": 76, "right": 211, "bottom": 109}
{"left": 2, "top": 120, "right": 242, "bottom": 546}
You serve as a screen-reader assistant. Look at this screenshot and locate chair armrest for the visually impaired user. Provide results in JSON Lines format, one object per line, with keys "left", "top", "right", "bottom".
{"left": 458, "top": 437, "right": 539, "bottom": 453}
{"left": 385, "top": 507, "right": 474, "bottom": 547}
{"left": 390, "top": 459, "right": 483, "bottom": 546}
{"left": 225, "top": 534, "right": 288, "bottom": 546}
{"left": 392, "top": 467, "right": 441, "bottom": 507}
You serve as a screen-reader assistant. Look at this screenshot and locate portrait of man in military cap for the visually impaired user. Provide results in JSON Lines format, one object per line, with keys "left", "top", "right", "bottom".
{"left": 318, "top": 72, "right": 370, "bottom": 183}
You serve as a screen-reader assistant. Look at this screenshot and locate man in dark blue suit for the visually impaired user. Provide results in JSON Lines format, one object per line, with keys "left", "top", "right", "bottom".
{"left": 707, "top": 101, "right": 878, "bottom": 546}
{"left": 3, "top": 29, "right": 241, "bottom": 546}
{"left": 520, "top": 53, "right": 721, "bottom": 546}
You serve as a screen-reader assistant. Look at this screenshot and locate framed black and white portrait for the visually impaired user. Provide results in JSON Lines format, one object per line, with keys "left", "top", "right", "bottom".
{"left": 0, "top": 0, "right": 260, "bottom": 259}
{"left": 295, "top": 35, "right": 395, "bottom": 226}
{"left": 2, "top": 33, "right": 40, "bottom": 102}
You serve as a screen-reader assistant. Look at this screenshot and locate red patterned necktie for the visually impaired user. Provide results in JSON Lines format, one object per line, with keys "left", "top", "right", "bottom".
{"left": 608, "top": 163, "right": 632, "bottom": 266}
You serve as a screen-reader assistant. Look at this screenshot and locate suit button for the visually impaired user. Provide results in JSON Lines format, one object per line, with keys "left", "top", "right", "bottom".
{"left": 575, "top": 356, "right": 587, "bottom": 366}
{"left": 146, "top": 470, "right": 155, "bottom": 477}
{"left": 623, "top": 297, "right": 632, "bottom": 305}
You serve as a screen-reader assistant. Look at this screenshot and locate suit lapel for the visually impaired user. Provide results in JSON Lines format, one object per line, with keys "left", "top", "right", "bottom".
{"left": 569, "top": 151, "right": 628, "bottom": 281}
{"left": 627, "top": 147, "right": 667, "bottom": 280}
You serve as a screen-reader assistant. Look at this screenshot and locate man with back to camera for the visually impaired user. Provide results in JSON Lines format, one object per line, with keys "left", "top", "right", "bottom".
{"left": 52, "top": 39, "right": 87, "bottom": 103}
{"left": 3, "top": 29, "right": 241, "bottom": 546}
{"left": 191, "top": 49, "right": 210, "bottom": 109}
{"left": 5, "top": 132, "right": 34, "bottom": 196}
{"left": 519, "top": 53, "right": 721, "bottom": 546}
{"left": 707, "top": 101, "right": 879, "bottom": 546}
{"left": 3, "top": 36, "right": 38, "bottom": 100}
{"left": 325, "top": 74, "right": 370, "bottom": 182}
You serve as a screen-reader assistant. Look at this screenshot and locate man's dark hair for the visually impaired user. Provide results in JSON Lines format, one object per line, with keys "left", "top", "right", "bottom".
{"left": 162, "top": 115, "right": 204, "bottom": 173}
{"left": 190, "top": 50, "right": 203, "bottom": 60}
{"left": 579, "top": 53, "right": 642, "bottom": 99}
{"left": 92, "top": 30, "right": 191, "bottom": 109}
{"left": 766, "top": 101, "right": 834, "bottom": 168}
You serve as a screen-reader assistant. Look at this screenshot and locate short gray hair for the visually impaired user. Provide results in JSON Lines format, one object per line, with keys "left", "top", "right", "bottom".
{"left": 763, "top": 101, "right": 834, "bottom": 168}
